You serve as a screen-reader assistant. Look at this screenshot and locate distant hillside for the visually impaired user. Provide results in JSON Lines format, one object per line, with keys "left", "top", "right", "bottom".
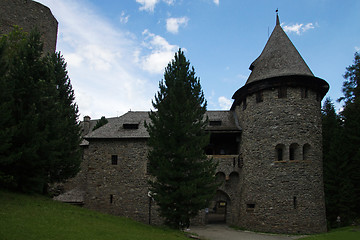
{"left": 0, "top": 191, "right": 189, "bottom": 240}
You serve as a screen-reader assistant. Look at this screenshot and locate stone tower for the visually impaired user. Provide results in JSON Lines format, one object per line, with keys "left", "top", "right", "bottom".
{"left": 231, "top": 14, "right": 329, "bottom": 233}
{"left": 0, "top": 0, "right": 58, "bottom": 53}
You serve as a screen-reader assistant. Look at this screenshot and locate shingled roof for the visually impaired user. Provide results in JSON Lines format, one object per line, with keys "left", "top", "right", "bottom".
{"left": 84, "top": 111, "right": 151, "bottom": 139}
{"left": 84, "top": 110, "right": 241, "bottom": 140}
{"left": 246, "top": 14, "right": 314, "bottom": 84}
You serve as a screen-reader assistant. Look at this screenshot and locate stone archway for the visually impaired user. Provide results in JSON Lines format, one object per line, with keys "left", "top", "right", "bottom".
{"left": 207, "top": 190, "right": 231, "bottom": 224}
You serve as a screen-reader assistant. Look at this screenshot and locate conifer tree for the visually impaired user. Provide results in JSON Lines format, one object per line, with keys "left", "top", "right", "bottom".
{"left": 146, "top": 49, "right": 218, "bottom": 229}
{"left": 0, "top": 27, "right": 81, "bottom": 193}
{"left": 93, "top": 116, "right": 108, "bottom": 131}
{"left": 322, "top": 98, "right": 355, "bottom": 226}
{"left": 339, "top": 52, "right": 360, "bottom": 219}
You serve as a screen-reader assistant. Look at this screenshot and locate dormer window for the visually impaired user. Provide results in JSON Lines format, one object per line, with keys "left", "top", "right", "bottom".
{"left": 123, "top": 123, "right": 139, "bottom": 129}
{"left": 209, "top": 120, "right": 222, "bottom": 126}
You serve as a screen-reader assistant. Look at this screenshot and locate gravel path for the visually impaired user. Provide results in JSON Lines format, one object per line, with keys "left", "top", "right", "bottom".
{"left": 188, "top": 225, "right": 305, "bottom": 240}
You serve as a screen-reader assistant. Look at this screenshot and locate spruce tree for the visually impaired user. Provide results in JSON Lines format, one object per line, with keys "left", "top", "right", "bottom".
{"left": 93, "top": 116, "right": 108, "bottom": 131}
{"left": 0, "top": 27, "right": 81, "bottom": 193}
{"left": 322, "top": 98, "right": 355, "bottom": 226}
{"left": 146, "top": 49, "right": 218, "bottom": 229}
{"left": 339, "top": 52, "right": 360, "bottom": 219}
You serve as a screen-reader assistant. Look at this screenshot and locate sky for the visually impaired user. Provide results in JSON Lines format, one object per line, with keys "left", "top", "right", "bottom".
{"left": 36, "top": 0, "right": 360, "bottom": 119}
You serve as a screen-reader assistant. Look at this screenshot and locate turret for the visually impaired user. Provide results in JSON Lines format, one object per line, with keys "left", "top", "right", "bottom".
{"left": 232, "top": 13, "right": 328, "bottom": 234}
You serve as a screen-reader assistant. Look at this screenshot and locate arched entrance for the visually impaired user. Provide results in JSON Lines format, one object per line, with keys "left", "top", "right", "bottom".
{"left": 207, "top": 190, "right": 230, "bottom": 224}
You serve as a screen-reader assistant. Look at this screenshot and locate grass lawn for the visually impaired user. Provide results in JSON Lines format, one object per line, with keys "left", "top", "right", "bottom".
{"left": 0, "top": 190, "right": 189, "bottom": 240}
{"left": 299, "top": 226, "right": 360, "bottom": 240}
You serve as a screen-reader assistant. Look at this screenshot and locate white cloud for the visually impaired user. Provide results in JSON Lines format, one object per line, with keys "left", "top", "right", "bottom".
{"left": 355, "top": 46, "right": 360, "bottom": 52}
{"left": 166, "top": 17, "right": 189, "bottom": 34}
{"left": 218, "top": 96, "right": 232, "bottom": 110}
{"left": 137, "top": 29, "right": 179, "bottom": 74}
{"left": 213, "top": 0, "right": 220, "bottom": 5}
{"left": 136, "top": 0, "right": 159, "bottom": 12}
{"left": 36, "top": 0, "right": 180, "bottom": 119}
{"left": 136, "top": 0, "right": 174, "bottom": 12}
{"left": 282, "top": 22, "right": 316, "bottom": 35}
{"left": 120, "top": 11, "right": 129, "bottom": 24}
{"left": 163, "top": 0, "right": 175, "bottom": 5}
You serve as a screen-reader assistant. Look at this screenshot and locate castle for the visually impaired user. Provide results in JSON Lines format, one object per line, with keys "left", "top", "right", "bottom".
{"left": 2, "top": 1, "right": 329, "bottom": 234}
{"left": 58, "top": 14, "right": 329, "bottom": 234}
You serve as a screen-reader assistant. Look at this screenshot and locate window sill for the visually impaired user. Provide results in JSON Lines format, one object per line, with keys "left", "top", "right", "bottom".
{"left": 273, "top": 160, "right": 311, "bottom": 163}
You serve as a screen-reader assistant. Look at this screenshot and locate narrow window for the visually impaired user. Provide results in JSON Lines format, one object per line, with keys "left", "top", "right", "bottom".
{"left": 233, "top": 157, "right": 236, "bottom": 167}
{"left": 290, "top": 148, "right": 295, "bottom": 160}
{"left": 256, "top": 91, "right": 263, "bottom": 103}
{"left": 278, "top": 87, "right": 287, "bottom": 98}
{"left": 111, "top": 155, "right": 118, "bottom": 165}
{"left": 303, "top": 144, "right": 311, "bottom": 160}
{"left": 277, "top": 148, "right": 283, "bottom": 160}
{"left": 301, "top": 88, "right": 308, "bottom": 99}
{"left": 275, "top": 144, "right": 285, "bottom": 161}
{"left": 242, "top": 98, "right": 247, "bottom": 110}
{"left": 293, "top": 196, "right": 297, "bottom": 209}
{"left": 110, "top": 194, "right": 113, "bottom": 204}
{"left": 289, "top": 143, "right": 299, "bottom": 161}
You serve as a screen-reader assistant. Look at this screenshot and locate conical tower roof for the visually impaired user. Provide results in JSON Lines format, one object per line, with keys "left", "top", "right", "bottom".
{"left": 246, "top": 14, "right": 314, "bottom": 84}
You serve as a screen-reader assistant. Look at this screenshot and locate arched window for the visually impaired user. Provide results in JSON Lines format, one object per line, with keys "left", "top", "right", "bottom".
{"left": 229, "top": 172, "right": 239, "bottom": 186}
{"left": 289, "top": 143, "right": 300, "bottom": 160}
{"left": 215, "top": 172, "right": 226, "bottom": 184}
{"left": 303, "top": 144, "right": 311, "bottom": 160}
{"left": 275, "top": 144, "right": 285, "bottom": 161}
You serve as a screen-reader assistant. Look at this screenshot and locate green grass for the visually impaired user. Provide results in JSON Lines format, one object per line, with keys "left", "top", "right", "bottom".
{"left": 0, "top": 190, "right": 189, "bottom": 240}
{"left": 299, "top": 226, "right": 360, "bottom": 240}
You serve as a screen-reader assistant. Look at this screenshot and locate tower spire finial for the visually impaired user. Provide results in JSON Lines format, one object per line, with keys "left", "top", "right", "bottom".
{"left": 276, "top": 8, "right": 280, "bottom": 26}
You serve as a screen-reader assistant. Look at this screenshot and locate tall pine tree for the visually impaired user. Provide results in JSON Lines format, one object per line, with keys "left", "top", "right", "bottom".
{"left": 0, "top": 27, "right": 81, "bottom": 193}
{"left": 322, "top": 98, "right": 355, "bottom": 226}
{"left": 146, "top": 49, "right": 218, "bottom": 229}
{"left": 339, "top": 52, "right": 360, "bottom": 219}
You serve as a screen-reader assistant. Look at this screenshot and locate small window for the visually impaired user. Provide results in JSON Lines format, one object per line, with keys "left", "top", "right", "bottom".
{"left": 256, "top": 91, "right": 263, "bottom": 103}
{"left": 303, "top": 144, "right": 311, "bottom": 160}
{"left": 110, "top": 194, "right": 114, "bottom": 204}
{"left": 289, "top": 143, "right": 299, "bottom": 161}
{"left": 215, "top": 172, "right": 226, "bottom": 184}
{"left": 209, "top": 120, "right": 222, "bottom": 126}
{"left": 278, "top": 87, "right": 287, "bottom": 98}
{"left": 247, "top": 203, "right": 255, "bottom": 209}
{"left": 301, "top": 88, "right": 308, "bottom": 99}
{"left": 293, "top": 196, "right": 297, "bottom": 209}
{"left": 123, "top": 123, "right": 139, "bottom": 129}
{"left": 242, "top": 98, "right": 247, "bottom": 110}
{"left": 111, "top": 155, "right": 118, "bottom": 165}
{"left": 275, "top": 144, "right": 285, "bottom": 161}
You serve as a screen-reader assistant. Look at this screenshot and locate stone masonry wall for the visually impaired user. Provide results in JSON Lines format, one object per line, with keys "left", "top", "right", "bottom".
{"left": 235, "top": 86, "right": 327, "bottom": 234}
{"left": 212, "top": 155, "right": 243, "bottom": 225}
{"left": 0, "top": 0, "right": 58, "bottom": 53}
{"left": 83, "top": 138, "right": 153, "bottom": 224}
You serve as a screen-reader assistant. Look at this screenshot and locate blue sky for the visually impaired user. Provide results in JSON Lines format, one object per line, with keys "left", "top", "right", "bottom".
{"left": 37, "top": 0, "right": 360, "bottom": 119}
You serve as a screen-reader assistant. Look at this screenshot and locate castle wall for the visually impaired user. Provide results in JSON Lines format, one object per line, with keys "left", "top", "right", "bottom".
{"left": 83, "top": 138, "right": 152, "bottom": 224}
{"left": 0, "top": 0, "right": 58, "bottom": 53}
{"left": 235, "top": 86, "right": 327, "bottom": 234}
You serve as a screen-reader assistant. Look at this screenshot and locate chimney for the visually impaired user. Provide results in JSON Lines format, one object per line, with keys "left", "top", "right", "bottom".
{"left": 83, "top": 116, "right": 91, "bottom": 135}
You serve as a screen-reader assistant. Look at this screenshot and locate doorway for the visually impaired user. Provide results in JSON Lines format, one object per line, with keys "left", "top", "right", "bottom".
{"left": 207, "top": 190, "right": 230, "bottom": 224}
